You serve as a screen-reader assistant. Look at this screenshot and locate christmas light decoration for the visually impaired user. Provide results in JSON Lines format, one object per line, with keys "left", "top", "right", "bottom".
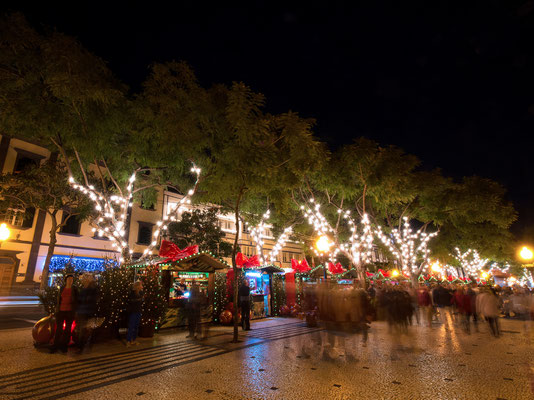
{"left": 453, "top": 248, "right": 488, "bottom": 276}
{"left": 375, "top": 217, "right": 438, "bottom": 279}
{"left": 49, "top": 255, "right": 118, "bottom": 273}
{"left": 69, "top": 164, "right": 201, "bottom": 263}
{"left": 519, "top": 268, "right": 533, "bottom": 287}
{"left": 248, "top": 210, "right": 294, "bottom": 264}
{"left": 301, "top": 199, "right": 374, "bottom": 273}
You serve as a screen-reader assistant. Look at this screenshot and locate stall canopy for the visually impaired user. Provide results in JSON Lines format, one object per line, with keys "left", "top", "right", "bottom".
{"left": 128, "top": 251, "right": 229, "bottom": 273}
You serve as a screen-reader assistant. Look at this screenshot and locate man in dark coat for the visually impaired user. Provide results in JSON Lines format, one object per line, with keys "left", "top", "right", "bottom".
{"left": 75, "top": 273, "right": 99, "bottom": 353}
{"left": 238, "top": 280, "right": 251, "bottom": 331}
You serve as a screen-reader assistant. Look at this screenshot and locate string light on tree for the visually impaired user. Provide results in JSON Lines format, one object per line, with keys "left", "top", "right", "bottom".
{"left": 301, "top": 199, "right": 374, "bottom": 279}
{"left": 69, "top": 172, "right": 138, "bottom": 262}
{"left": 69, "top": 164, "right": 201, "bottom": 263}
{"left": 375, "top": 216, "right": 438, "bottom": 280}
{"left": 453, "top": 248, "right": 488, "bottom": 276}
{"left": 142, "top": 165, "right": 201, "bottom": 259}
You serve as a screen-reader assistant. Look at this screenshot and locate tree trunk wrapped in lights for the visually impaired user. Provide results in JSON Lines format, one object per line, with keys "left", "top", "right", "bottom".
{"left": 375, "top": 216, "right": 438, "bottom": 287}
{"left": 452, "top": 248, "right": 488, "bottom": 279}
{"left": 302, "top": 199, "right": 374, "bottom": 287}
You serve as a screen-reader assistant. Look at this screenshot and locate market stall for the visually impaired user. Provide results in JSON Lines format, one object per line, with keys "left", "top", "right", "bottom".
{"left": 130, "top": 241, "right": 230, "bottom": 329}
{"left": 243, "top": 264, "right": 283, "bottom": 319}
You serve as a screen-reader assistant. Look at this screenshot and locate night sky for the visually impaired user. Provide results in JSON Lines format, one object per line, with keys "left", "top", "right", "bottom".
{"left": 4, "top": 1, "right": 534, "bottom": 238}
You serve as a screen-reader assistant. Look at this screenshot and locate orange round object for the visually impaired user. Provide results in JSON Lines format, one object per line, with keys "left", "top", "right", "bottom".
{"left": 220, "top": 310, "right": 233, "bottom": 325}
{"left": 32, "top": 315, "right": 56, "bottom": 344}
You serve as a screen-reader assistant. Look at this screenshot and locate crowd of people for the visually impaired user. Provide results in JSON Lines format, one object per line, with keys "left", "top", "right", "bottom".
{"left": 369, "top": 281, "right": 534, "bottom": 337}
{"left": 299, "top": 279, "right": 533, "bottom": 341}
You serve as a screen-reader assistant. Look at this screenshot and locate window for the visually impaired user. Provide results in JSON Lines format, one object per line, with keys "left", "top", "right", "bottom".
{"left": 242, "top": 224, "right": 250, "bottom": 234}
{"left": 21, "top": 207, "right": 35, "bottom": 228}
{"left": 141, "top": 201, "right": 156, "bottom": 211}
{"left": 137, "top": 222, "right": 153, "bottom": 245}
{"left": 282, "top": 251, "right": 290, "bottom": 263}
{"left": 13, "top": 148, "right": 45, "bottom": 173}
{"left": 60, "top": 212, "right": 82, "bottom": 235}
{"left": 220, "top": 220, "right": 235, "bottom": 232}
{"left": 2, "top": 207, "right": 25, "bottom": 226}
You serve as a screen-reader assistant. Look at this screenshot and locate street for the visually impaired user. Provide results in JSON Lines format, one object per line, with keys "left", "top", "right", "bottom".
{"left": 0, "top": 317, "right": 532, "bottom": 399}
{"left": 0, "top": 298, "right": 46, "bottom": 330}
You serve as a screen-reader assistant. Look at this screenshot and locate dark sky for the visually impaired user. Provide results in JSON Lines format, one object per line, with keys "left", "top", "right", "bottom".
{"left": 5, "top": 1, "right": 534, "bottom": 238}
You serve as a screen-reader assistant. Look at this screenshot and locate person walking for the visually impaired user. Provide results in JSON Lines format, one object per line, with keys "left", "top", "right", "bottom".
{"left": 417, "top": 285, "right": 433, "bottom": 327}
{"left": 50, "top": 273, "right": 78, "bottom": 353}
{"left": 75, "top": 273, "right": 99, "bottom": 353}
{"left": 478, "top": 288, "right": 501, "bottom": 337}
{"left": 238, "top": 279, "right": 251, "bottom": 331}
{"left": 126, "top": 281, "right": 143, "bottom": 347}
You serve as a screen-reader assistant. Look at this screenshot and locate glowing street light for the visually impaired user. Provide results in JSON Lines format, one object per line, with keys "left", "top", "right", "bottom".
{"left": 0, "top": 223, "right": 10, "bottom": 242}
{"left": 315, "top": 235, "right": 332, "bottom": 253}
{"left": 481, "top": 271, "right": 489, "bottom": 280}
{"left": 519, "top": 246, "right": 533, "bottom": 261}
{"left": 315, "top": 235, "right": 332, "bottom": 280}
{"left": 392, "top": 270, "right": 400, "bottom": 277}
{"left": 431, "top": 261, "right": 441, "bottom": 273}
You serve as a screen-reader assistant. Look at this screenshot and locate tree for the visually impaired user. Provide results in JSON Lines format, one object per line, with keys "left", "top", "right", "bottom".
{"left": 0, "top": 16, "right": 201, "bottom": 262}
{"left": 0, "top": 159, "right": 91, "bottom": 289}
{"left": 194, "top": 82, "right": 326, "bottom": 342}
{"left": 167, "top": 208, "right": 233, "bottom": 257}
{"left": 306, "top": 138, "right": 516, "bottom": 278}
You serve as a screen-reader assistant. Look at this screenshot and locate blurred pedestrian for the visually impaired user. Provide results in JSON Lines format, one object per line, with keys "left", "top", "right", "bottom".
{"left": 417, "top": 285, "right": 433, "bottom": 327}
{"left": 238, "top": 279, "right": 251, "bottom": 331}
{"left": 478, "top": 288, "right": 501, "bottom": 337}
{"left": 126, "top": 281, "right": 143, "bottom": 346}
{"left": 50, "top": 273, "right": 78, "bottom": 353}
{"left": 75, "top": 273, "right": 99, "bottom": 353}
{"left": 187, "top": 280, "right": 202, "bottom": 338}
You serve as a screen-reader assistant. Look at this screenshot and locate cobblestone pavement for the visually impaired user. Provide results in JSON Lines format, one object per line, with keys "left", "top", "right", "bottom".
{"left": 0, "top": 317, "right": 532, "bottom": 399}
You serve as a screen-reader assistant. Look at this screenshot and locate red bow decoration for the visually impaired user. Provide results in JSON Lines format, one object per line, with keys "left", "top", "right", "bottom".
{"left": 328, "top": 262, "right": 346, "bottom": 275}
{"left": 447, "top": 275, "right": 454, "bottom": 282}
{"left": 236, "top": 252, "right": 260, "bottom": 268}
{"left": 159, "top": 240, "right": 199, "bottom": 262}
{"left": 378, "top": 268, "right": 391, "bottom": 278}
{"left": 291, "top": 258, "right": 311, "bottom": 273}
{"left": 365, "top": 271, "right": 374, "bottom": 277}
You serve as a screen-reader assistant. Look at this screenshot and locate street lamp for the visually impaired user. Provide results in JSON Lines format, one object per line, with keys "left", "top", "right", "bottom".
{"left": 0, "top": 223, "right": 10, "bottom": 246}
{"left": 315, "top": 235, "right": 332, "bottom": 280}
{"left": 519, "top": 246, "right": 533, "bottom": 261}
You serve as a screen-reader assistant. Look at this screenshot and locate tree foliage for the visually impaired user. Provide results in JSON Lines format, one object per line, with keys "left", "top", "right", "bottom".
{"left": 167, "top": 208, "right": 233, "bottom": 257}
{"left": 0, "top": 159, "right": 92, "bottom": 287}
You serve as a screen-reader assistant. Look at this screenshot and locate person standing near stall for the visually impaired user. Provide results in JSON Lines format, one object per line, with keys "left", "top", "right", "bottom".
{"left": 126, "top": 281, "right": 144, "bottom": 347}
{"left": 187, "top": 280, "right": 201, "bottom": 339}
{"left": 239, "top": 280, "right": 251, "bottom": 330}
{"left": 50, "top": 273, "right": 78, "bottom": 353}
{"left": 75, "top": 273, "right": 99, "bottom": 353}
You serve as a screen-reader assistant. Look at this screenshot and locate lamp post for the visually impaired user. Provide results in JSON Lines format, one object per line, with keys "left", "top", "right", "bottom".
{"left": 0, "top": 223, "right": 10, "bottom": 247}
{"left": 315, "top": 235, "right": 332, "bottom": 280}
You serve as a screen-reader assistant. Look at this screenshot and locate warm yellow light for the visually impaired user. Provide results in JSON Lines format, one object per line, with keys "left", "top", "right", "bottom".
{"left": 519, "top": 246, "right": 533, "bottom": 261}
{"left": 0, "top": 223, "right": 10, "bottom": 241}
{"left": 431, "top": 261, "right": 441, "bottom": 273}
{"left": 481, "top": 272, "right": 489, "bottom": 279}
{"left": 315, "top": 236, "right": 332, "bottom": 253}
{"left": 392, "top": 270, "right": 399, "bottom": 277}
{"left": 509, "top": 276, "right": 517, "bottom": 282}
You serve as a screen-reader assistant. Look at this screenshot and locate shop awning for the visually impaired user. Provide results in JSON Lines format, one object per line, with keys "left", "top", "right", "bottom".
{"left": 244, "top": 264, "right": 285, "bottom": 274}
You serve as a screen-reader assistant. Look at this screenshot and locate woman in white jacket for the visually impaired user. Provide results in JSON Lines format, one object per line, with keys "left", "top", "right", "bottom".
{"left": 477, "top": 288, "right": 501, "bottom": 337}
